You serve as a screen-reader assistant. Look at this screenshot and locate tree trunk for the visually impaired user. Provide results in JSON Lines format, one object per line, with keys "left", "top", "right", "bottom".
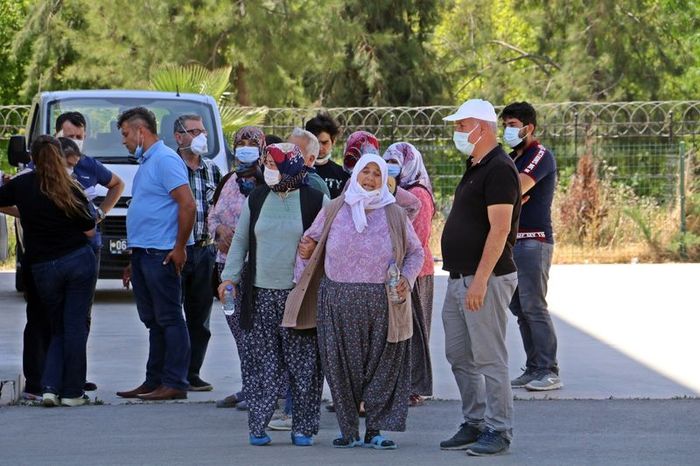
{"left": 234, "top": 64, "right": 251, "bottom": 106}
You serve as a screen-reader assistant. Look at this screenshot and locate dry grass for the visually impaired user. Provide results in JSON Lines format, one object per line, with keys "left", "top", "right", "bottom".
{"left": 429, "top": 146, "right": 696, "bottom": 264}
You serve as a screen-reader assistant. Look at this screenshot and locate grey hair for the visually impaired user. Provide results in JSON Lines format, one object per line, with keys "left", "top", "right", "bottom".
{"left": 477, "top": 119, "right": 498, "bottom": 133}
{"left": 174, "top": 114, "right": 203, "bottom": 134}
{"left": 290, "top": 127, "right": 320, "bottom": 157}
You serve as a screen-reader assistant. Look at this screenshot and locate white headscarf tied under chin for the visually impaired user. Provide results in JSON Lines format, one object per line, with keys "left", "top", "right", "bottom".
{"left": 343, "top": 154, "right": 396, "bottom": 233}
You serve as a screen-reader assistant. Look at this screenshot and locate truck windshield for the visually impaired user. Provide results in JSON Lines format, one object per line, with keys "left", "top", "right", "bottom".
{"left": 47, "top": 97, "right": 220, "bottom": 162}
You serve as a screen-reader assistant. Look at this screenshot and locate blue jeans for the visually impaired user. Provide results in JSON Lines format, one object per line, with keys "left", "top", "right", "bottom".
{"left": 32, "top": 245, "right": 97, "bottom": 398}
{"left": 181, "top": 244, "right": 215, "bottom": 380}
{"left": 509, "top": 240, "right": 559, "bottom": 374}
{"left": 131, "top": 248, "right": 190, "bottom": 391}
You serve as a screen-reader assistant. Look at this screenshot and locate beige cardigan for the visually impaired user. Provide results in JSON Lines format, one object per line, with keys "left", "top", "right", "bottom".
{"left": 282, "top": 196, "right": 413, "bottom": 343}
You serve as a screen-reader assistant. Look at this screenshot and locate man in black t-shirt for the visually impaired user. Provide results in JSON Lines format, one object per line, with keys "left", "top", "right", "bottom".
{"left": 501, "top": 102, "right": 561, "bottom": 392}
{"left": 438, "top": 99, "right": 521, "bottom": 457}
{"left": 305, "top": 112, "right": 349, "bottom": 198}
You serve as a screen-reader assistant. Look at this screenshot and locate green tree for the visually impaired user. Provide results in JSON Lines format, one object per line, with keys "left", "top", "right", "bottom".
{"left": 13, "top": 0, "right": 350, "bottom": 106}
{"left": 0, "top": 0, "right": 31, "bottom": 104}
{"left": 323, "top": 0, "right": 447, "bottom": 106}
{"left": 433, "top": 0, "right": 700, "bottom": 103}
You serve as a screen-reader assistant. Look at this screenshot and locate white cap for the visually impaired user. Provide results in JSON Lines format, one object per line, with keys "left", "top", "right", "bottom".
{"left": 443, "top": 99, "right": 498, "bottom": 122}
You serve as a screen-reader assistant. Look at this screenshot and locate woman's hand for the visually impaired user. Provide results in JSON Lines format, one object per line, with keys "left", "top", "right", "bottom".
{"left": 218, "top": 280, "right": 237, "bottom": 302}
{"left": 298, "top": 235, "right": 318, "bottom": 260}
{"left": 395, "top": 276, "right": 410, "bottom": 300}
{"left": 216, "top": 225, "right": 234, "bottom": 254}
{"left": 122, "top": 264, "right": 132, "bottom": 289}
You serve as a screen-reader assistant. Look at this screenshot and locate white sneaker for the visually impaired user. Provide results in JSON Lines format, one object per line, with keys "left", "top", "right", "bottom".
{"left": 61, "top": 395, "right": 90, "bottom": 407}
{"left": 42, "top": 392, "right": 59, "bottom": 407}
{"left": 268, "top": 413, "right": 293, "bottom": 431}
{"left": 22, "top": 392, "right": 43, "bottom": 402}
{"left": 525, "top": 372, "right": 563, "bottom": 391}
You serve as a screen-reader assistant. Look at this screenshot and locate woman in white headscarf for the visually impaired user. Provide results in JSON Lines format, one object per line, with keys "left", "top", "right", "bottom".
{"left": 285, "top": 154, "right": 424, "bottom": 449}
{"left": 383, "top": 142, "right": 436, "bottom": 406}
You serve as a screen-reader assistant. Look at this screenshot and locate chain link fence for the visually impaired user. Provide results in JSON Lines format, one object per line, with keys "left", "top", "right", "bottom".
{"left": 2, "top": 101, "right": 698, "bottom": 263}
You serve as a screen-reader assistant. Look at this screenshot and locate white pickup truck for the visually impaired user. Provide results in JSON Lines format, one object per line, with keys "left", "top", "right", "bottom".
{"left": 6, "top": 89, "right": 232, "bottom": 290}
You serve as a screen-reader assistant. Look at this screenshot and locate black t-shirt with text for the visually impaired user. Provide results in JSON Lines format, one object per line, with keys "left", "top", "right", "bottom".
{"left": 441, "top": 145, "right": 521, "bottom": 276}
{"left": 315, "top": 159, "right": 350, "bottom": 199}
{"left": 0, "top": 171, "right": 95, "bottom": 264}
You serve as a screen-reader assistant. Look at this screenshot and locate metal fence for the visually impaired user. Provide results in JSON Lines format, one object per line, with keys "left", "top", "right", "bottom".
{"left": 2, "top": 101, "right": 698, "bottom": 262}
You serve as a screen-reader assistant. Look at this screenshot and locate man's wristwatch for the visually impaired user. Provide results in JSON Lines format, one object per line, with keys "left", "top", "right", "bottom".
{"left": 96, "top": 206, "right": 106, "bottom": 221}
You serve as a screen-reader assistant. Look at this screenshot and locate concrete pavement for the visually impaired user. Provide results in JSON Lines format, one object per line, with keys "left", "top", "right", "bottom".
{"left": 1, "top": 264, "right": 699, "bottom": 464}
{"left": 1, "top": 399, "right": 699, "bottom": 465}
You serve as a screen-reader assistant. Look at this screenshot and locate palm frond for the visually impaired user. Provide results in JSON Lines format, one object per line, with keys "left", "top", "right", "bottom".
{"left": 150, "top": 64, "right": 232, "bottom": 100}
{"left": 220, "top": 106, "right": 268, "bottom": 141}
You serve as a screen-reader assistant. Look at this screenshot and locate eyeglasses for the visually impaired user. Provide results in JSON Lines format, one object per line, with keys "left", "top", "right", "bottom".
{"left": 176, "top": 128, "right": 207, "bottom": 137}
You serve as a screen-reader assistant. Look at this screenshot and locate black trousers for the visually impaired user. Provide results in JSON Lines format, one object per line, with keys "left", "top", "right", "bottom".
{"left": 21, "top": 259, "right": 51, "bottom": 395}
{"left": 181, "top": 244, "right": 216, "bottom": 379}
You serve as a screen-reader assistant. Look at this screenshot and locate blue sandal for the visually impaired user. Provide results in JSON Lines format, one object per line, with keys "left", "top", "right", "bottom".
{"left": 364, "top": 434, "right": 397, "bottom": 450}
{"left": 291, "top": 432, "right": 314, "bottom": 446}
{"left": 249, "top": 433, "right": 271, "bottom": 446}
{"left": 333, "top": 435, "right": 362, "bottom": 448}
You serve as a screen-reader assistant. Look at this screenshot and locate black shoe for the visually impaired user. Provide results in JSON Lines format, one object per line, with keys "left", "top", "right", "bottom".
{"left": 325, "top": 403, "right": 336, "bottom": 412}
{"left": 84, "top": 381, "right": 98, "bottom": 391}
{"left": 187, "top": 376, "right": 213, "bottom": 392}
{"left": 440, "top": 422, "right": 482, "bottom": 450}
{"left": 465, "top": 428, "right": 510, "bottom": 456}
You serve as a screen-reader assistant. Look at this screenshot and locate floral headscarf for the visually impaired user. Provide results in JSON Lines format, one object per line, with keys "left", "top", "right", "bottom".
{"left": 264, "top": 142, "right": 308, "bottom": 192}
{"left": 382, "top": 142, "right": 434, "bottom": 202}
{"left": 342, "top": 130, "right": 380, "bottom": 173}
{"left": 233, "top": 126, "right": 266, "bottom": 153}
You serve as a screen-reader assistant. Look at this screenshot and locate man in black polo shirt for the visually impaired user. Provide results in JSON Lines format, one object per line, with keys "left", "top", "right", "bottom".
{"left": 438, "top": 99, "right": 521, "bottom": 457}
{"left": 500, "top": 102, "right": 561, "bottom": 392}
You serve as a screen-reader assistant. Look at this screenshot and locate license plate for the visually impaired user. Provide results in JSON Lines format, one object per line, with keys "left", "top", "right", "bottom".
{"left": 109, "top": 239, "right": 128, "bottom": 255}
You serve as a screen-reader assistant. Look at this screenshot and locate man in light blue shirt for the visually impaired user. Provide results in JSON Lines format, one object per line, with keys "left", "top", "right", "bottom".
{"left": 116, "top": 107, "right": 196, "bottom": 401}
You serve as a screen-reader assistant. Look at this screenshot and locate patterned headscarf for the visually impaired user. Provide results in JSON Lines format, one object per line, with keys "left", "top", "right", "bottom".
{"left": 382, "top": 142, "right": 434, "bottom": 201}
{"left": 343, "top": 130, "right": 380, "bottom": 174}
{"left": 233, "top": 126, "right": 266, "bottom": 153}
{"left": 264, "top": 143, "right": 308, "bottom": 192}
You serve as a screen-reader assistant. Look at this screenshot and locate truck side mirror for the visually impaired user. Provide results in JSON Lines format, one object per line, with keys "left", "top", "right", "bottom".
{"left": 7, "top": 136, "right": 29, "bottom": 167}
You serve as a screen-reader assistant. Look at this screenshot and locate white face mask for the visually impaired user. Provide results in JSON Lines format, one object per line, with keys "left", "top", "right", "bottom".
{"left": 503, "top": 126, "right": 525, "bottom": 148}
{"left": 264, "top": 168, "right": 281, "bottom": 186}
{"left": 453, "top": 125, "right": 481, "bottom": 156}
{"left": 189, "top": 133, "right": 208, "bottom": 155}
{"left": 69, "top": 138, "right": 84, "bottom": 153}
{"left": 315, "top": 152, "right": 331, "bottom": 165}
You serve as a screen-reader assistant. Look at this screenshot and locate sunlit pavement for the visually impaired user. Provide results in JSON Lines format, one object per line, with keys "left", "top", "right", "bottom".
{"left": 2, "top": 266, "right": 699, "bottom": 465}
{"left": 2, "top": 264, "right": 699, "bottom": 405}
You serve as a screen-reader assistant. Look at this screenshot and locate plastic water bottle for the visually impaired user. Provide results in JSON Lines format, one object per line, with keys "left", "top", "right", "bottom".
{"left": 386, "top": 262, "right": 405, "bottom": 304}
{"left": 222, "top": 284, "right": 236, "bottom": 316}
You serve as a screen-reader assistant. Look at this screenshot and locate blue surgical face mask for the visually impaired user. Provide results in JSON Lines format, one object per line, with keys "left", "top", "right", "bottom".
{"left": 453, "top": 125, "right": 481, "bottom": 156}
{"left": 503, "top": 126, "right": 525, "bottom": 148}
{"left": 133, "top": 129, "right": 144, "bottom": 160}
{"left": 236, "top": 146, "right": 260, "bottom": 164}
{"left": 387, "top": 164, "right": 401, "bottom": 178}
